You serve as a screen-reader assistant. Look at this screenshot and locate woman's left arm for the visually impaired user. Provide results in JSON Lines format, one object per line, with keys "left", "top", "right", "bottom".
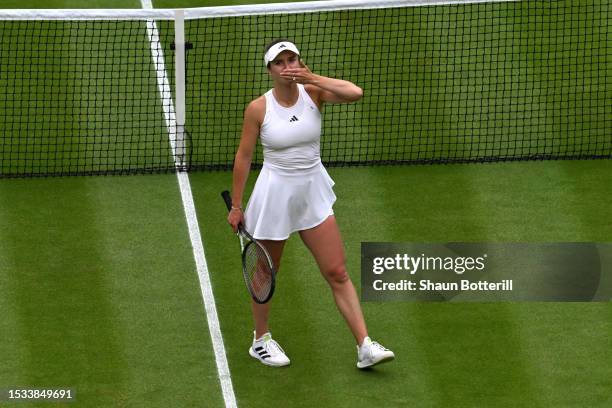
{"left": 281, "top": 61, "right": 363, "bottom": 104}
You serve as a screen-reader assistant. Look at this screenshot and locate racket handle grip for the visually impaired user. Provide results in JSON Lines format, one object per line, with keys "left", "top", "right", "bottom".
{"left": 221, "top": 190, "right": 233, "bottom": 212}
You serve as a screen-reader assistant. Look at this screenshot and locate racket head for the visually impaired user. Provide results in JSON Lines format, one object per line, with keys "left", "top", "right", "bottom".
{"left": 240, "top": 230, "right": 276, "bottom": 304}
{"left": 221, "top": 190, "right": 276, "bottom": 304}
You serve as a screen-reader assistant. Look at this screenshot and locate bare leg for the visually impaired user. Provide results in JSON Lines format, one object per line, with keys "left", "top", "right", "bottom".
{"left": 299, "top": 216, "right": 368, "bottom": 345}
{"left": 252, "top": 239, "right": 286, "bottom": 338}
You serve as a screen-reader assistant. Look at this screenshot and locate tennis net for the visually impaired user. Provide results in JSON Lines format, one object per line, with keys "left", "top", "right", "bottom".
{"left": 0, "top": 0, "right": 610, "bottom": 177}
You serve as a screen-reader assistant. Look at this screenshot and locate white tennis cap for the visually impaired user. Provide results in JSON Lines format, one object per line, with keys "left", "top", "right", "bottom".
{"left": 264, "top": 41, "right": 300, "bottom": 66}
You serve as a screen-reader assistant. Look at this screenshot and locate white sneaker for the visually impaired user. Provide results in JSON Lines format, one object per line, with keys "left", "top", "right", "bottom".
{"left": 248, "top": 332, "right": 290, "bottom": 367}
{"left": 357, "top": 336, "right": 395, "bottom": 369}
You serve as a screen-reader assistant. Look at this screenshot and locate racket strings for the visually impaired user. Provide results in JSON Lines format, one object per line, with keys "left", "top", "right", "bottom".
{"left": 244, "top": 242, "right": 274, "bottom": 302}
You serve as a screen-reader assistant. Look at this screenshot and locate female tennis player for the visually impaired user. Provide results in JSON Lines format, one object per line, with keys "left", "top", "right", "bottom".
{"left": 227, "top": 39, "right": 394, "bottom": 369}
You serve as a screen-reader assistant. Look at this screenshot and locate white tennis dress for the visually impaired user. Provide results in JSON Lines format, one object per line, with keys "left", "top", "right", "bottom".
{"left": 244, "top": 84, "right": 336, "bottom": 240}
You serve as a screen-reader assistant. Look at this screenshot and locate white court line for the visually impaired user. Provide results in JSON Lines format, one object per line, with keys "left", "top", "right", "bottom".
{"left": 141, "top": 1, "right": 238, "bottom": 407}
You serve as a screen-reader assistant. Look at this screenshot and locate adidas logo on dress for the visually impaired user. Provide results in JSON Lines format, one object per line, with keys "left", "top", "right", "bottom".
{"left": 289, "top": 116, "right": 299, "bottom": 122}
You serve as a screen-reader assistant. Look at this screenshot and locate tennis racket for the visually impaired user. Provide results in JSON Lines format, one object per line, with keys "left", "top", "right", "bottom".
{"left": 221, "top": 190, "right": 276, "bottom": 304}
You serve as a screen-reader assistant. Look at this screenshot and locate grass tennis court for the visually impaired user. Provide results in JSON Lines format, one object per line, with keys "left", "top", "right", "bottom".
{"left": 1, "top": 0, "right": 611, "bottom": 407}
{"left": 2, "top": 162, "right": 611, "bottom": 407}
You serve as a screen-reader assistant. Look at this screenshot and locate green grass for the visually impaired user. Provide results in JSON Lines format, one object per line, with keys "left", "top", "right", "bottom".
{"left": 0, "top": 175, "right": 223, "bottom": 407}
{"left": 1, "top": 161, "right": 611, "bottom": 407}
{"left": 0, "top": 0, "right": 611, "bottom": 407}
{"left": 190, "top": 160, "right": 612, "bottom": 407}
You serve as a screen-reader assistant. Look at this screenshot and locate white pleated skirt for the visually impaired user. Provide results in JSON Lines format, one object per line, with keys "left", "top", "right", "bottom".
{"left": 244, "top": 161, "right": 336, "bottom": 240}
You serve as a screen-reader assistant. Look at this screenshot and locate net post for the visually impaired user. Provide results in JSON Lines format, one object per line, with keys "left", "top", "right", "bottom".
{"left": 174, "top": 9, "right": 187, "bottom": 170}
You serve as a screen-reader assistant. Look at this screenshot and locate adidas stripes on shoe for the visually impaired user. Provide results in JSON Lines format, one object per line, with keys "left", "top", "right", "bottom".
{"left": 357, "top": 336, "right": 395, "bottom": 369}
{"left": 248, "top": 332, "right": 290, "bottom": 367}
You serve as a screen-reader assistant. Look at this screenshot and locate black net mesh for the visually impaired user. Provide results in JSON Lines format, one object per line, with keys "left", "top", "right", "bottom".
{"left": 1, "top": 1, "right": 610, "bottom": 177}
